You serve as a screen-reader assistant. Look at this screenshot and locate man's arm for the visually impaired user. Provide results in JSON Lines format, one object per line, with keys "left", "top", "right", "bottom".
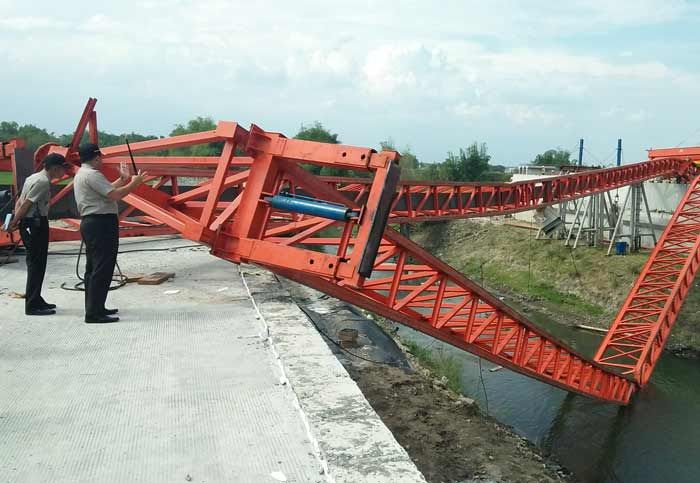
{"left": 7, "top": 199, "right": 32, "bottom": 231}
{"left": 107, "top": 171, "right": 148, "bottom": 201}
{"left": 6, "top": 180, "right": 47, "bottom": 231}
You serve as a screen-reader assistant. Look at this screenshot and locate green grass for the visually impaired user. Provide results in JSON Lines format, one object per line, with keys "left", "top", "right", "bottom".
{"left": 478, "top": 263, "right": 604, "bottom": 317}
{"left": 411, "top": 219, "right": 700, "bottom": 352}
{"left": 403, "top": 339, "right": 463, "bottom": 393}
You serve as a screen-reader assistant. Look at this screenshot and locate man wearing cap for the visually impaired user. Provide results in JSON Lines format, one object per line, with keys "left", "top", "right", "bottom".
{"left": 7, "top": 153, "right": 69, "bottom": 315}
{"left": 73, "top": 143, "right": 147, "bottom": 323}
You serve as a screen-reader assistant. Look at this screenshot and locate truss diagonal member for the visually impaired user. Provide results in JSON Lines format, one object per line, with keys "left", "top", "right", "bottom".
{"left": 263, "top": 226, "right": 636, "bottom": 405}
{"left": 594, "top": 176, "right": 700, "bottom": 385}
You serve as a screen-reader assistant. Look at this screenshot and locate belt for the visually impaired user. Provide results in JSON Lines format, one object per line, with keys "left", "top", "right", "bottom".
{"left": 82, "top": 213, "right": 118, "bottom": 218}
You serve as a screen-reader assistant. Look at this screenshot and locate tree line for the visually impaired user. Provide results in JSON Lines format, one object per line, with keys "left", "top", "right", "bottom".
{"left": 1, "top": 118, "right": 571, "bottom": 182}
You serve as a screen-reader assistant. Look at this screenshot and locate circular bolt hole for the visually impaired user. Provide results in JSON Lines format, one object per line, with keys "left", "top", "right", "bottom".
{"left": 341, "top": 152, "right": 347, "bottom": 157}
{"left": 328, "top": 263, "right": 334, "bottom": 269}
{"left": 360, "top": 154, "right": 366, "bottom": 160}
{"left": 309, "top": 259, "right": 315, "bottom": 265}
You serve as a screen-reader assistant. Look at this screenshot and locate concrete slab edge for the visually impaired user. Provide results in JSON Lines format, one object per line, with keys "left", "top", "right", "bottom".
{"left": 240, "top": 268, "right": 333, "bottom": 483}
{"left": 240, "top": 265, "right": 427, "bottom": 483}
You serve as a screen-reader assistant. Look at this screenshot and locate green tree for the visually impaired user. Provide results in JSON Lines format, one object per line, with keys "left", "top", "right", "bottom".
{"left": 56, "top": 131, "right": 160, "bottom": 149}
{"left": 0, "top": 121, "right": 58, "bottom": 152}
{"left": 168, "top": 117, "right": 222, "bottom": 156}
{"left": 379, "top": 138, "right": 419, "bottom": 179}
{"left": 295, "top": 121, "right": 340, "bottom": 144}
{"left": 294, "top": 122, "right": 347, "bottom": 176}
{"left": 442, "top": 142, "right": 491, "bottom": 181}
{"left": 531, "top": 149, "right": 571, "bottom": 168}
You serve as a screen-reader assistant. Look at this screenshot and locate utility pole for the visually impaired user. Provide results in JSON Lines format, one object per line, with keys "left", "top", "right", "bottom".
{"left": 616, "top": 139, "right": 622, "bottom": 167}
{"left": 578, "top": 139, "right": 584, "bottom": 166}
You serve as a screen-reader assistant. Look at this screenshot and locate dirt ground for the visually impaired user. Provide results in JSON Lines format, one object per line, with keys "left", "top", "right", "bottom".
{"left": 347, "top": 363, "right": 571, "bottom": 483}
{"left": 283, "top": 279, "right": 572, "bottom": 483}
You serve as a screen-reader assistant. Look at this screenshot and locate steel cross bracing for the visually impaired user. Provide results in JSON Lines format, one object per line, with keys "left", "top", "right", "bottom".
{"left": 594, "top": 176, "right": 700, "bottom": 384}
{"left": 4, "top": 98, "right": 700, "bottom": 404}
{"left": 323, "top": 158, "right": 686, "bottom": 222}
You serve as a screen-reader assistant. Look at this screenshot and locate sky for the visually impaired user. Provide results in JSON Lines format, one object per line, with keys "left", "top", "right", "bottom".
{"left": 1, "top": 0, "right": 699, "bottom": 167}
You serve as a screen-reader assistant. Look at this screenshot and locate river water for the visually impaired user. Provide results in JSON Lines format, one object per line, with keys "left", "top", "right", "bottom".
{"left": 313, "top": 241, "right": 698, "bottom": 481}
{"left": 398, "top": 312, "right": 700, "bottom": 483}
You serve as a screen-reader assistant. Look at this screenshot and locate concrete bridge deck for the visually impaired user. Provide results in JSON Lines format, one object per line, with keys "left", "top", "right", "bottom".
{"left": 0, "top": 236, "right": 425, "bottom": 483}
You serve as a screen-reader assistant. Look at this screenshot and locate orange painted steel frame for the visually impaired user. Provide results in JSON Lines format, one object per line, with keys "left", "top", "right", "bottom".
{"left": 0, "top": 139, "right": 25, "bottom": 247}
{"left": 6, "top": 98, "right": 700, "bottom": 405}
{"left": 327, "top": 157, "right": 686, "bottom": 222}
{"left": 47, "top": 99, "right": 643, "bottom": 404}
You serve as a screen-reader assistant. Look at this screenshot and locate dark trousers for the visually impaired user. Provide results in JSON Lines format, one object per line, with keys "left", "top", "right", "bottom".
{"left": 19, "top": 216, "right": 49, "bottom": 312}
{"left": 80, "top": 214, "right": 119, "bottom": 318}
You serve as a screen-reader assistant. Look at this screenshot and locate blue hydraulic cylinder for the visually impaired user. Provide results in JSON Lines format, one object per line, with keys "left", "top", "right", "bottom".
{"left": 267, "top": 193, "right": 357, "bottom": 221}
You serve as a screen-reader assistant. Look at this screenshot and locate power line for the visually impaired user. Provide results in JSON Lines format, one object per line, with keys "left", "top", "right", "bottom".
{"left": 674, "top": 126, "right": 700, "bottom": 148}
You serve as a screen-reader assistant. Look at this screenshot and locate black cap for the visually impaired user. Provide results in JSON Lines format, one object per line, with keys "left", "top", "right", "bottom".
{"left": 43, "top": 153, "right": 69, "bottom": 169}
{"left": 79, "top": 143, "right": 102, "bottom": 163}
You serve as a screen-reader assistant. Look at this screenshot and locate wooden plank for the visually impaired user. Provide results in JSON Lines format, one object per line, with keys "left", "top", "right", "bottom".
{"left": 137, "top": 272, "right": 175, "bottom": 285}
{"left": 124, "top": 273, "right": 146, "bottom": 283}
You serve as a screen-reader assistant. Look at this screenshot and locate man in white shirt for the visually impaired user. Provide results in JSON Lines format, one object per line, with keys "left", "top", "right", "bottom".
{"left": 8, "top": 153, "right": 68, "bottom": 315}
{"left": 73, "top": 143, "right": 146, "bottom": 323}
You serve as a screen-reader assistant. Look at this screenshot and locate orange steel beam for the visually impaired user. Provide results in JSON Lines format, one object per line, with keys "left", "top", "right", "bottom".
{"left": 5, "top": 98, "right": 698, "bottom": 405}
{"left": 48, "top": 99, "right": 639, "bottom": 405}
{"left": 1, "top": 139, "right": 27, "bottom": 247}
{"left": 249, "top": 174, "right": 636, "bottom": 403}
{"left": 594, "top": 175, "right": 700, "bottom": 384}
{"left": 323, "top": 157, "right": 688, "bottom": 222}
{"left": 648, "top": 146, "right": 700, "bottom": 161}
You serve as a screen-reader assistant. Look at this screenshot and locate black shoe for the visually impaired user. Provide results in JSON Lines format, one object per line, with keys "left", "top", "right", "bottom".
{"left": 39, "top": 302, "right": 57, "bottom": 310}
{"left": 26, "top": 308, "right": 56, "bottom": 316}
{"left": 102, "top": 308, "right": 119, "bottom": 315}
{"left": 85, "top": 314, "right": 120, "bottom": 324}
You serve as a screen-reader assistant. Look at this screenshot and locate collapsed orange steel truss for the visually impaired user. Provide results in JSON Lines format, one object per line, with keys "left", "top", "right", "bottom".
{"left": 328, "top": 157, "right": 686, "bottom": 222}
{"left": 4, "top": 98, "right": 700, "bottom": 404}
{"left": 595, "top": 176, "right": 700, "bottom": 383}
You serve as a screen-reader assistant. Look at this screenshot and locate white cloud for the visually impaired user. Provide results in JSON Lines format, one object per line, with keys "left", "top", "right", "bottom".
{"left": 0, "top": 0, "right": 698, "bottom": 165}
{"left": 451, "top": 102, "right": 563, "bottom": 126}
{"left": 79, "top": 14, "right": 122, "bottom": 33}
{"left": 451, "top": 102, "right": 491, "bottom": 120}
{"left": 0, "top": 15, "right": 65, "bottom": 31}
{"left": 626, "top": 110, "right": 651, "bottom": 122}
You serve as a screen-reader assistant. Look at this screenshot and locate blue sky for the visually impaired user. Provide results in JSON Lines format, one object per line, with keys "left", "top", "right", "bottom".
{"left": 1, "top": 0, "right": 699, "bottom": 167}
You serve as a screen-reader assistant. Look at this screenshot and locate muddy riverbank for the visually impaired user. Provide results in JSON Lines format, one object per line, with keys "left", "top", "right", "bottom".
{"left": 283, "top": 279, "right": 571, "bottom": 483}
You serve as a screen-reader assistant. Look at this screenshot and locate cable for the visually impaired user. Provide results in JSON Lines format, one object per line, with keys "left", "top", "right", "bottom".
{"left": 567, "top": 245, "right": 581, "bottom": 278}
{"left": 296, "top": 304, "right": 402, "bottom": 366}
{"left": 57, "top": 241, "right": 204, "bottom": 291}
{"left": 49, "top": 244, "right": 202, "bottom": 256}
{"left": 583, "top": 146, "right": 604, "bottom": 165}
{"left": 527, "top": 217, "right": 533, "bottom": 291}
{"left": 478, "top": 356, "right": 490, "bottom": 416}
{"left": 674, "top": 126, "right": 700, "bottom": 148}
{"left": 60, "top": 239, "right": 128, "bottom": 292}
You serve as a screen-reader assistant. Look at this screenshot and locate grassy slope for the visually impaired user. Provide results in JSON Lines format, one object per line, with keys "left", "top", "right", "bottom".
{"left": 412, "top": 219, "right": 700, "bottom": 353}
